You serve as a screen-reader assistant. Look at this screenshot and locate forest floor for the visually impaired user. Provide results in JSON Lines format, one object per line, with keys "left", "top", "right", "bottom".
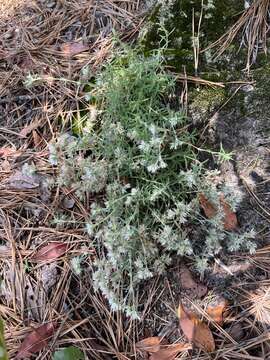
{"left": 1, "top": 0, "right": 270, "bottom": 359}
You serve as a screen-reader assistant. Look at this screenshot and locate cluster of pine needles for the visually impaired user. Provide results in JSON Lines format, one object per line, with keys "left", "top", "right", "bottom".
{"left": 205, "top": 0, "right": 270, "bottom": 71}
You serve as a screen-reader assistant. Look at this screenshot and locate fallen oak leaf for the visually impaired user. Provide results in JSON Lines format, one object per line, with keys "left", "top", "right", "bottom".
{"left": 60, "top": 41, "right": 88, "bottom": 57}
{"left": 149, "top": 343, "right": 191, "bottom": 360}
{"left": 31, "top": 242, "right": 68, "bottom": 262}
{"left": 178, "top": 303, "right": 215, "bottom": 352}
{"left": 15, "top": 322, "right": 57, "bottom": 359}
{"left": 179, "top": 264, "right": 207, "bottom": 298}
{"left": 136, "top": 336, "right": 162, "bottom": 353}
{"left": 199, "top": 193, "right": 238, "bottom": 231}
{"left": 199, "top": 193, "right": 217, "bottom": 219}
{"left": 177, "top": 303, "right": 194, "bottom": 342}
{"left": 206, "top": 298, "right": 228, "bottom": 326}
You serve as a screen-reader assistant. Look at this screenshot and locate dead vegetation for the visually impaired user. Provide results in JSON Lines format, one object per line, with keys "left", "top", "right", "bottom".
{"left": 1, "top": 0, "right": 270, "bottom": 359}
{"left": 204, "top": 0, "right": 270, "bottom": 71}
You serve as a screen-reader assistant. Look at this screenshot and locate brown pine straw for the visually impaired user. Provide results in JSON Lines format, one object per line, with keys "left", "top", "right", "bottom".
{"left": 0, "top": 1, "right": 145, "bottom": 358}
{"left": 203, "top": 0, "right": 270, "bottom": 71}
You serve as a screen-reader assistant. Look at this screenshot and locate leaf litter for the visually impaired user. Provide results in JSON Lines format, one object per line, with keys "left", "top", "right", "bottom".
{"left": 15, "top": 322, "right": 57, "bottom": 359}
{"left": 199, "top": 193, "right": 238, "bottom": 230}
{"left": 206, "top": 297, "right": 228, "bottom": 325}
{"left": 149, "top": 343, "right": 192, "bottom": 360}
{"left": 135, "top": 336, "right": 162, "bottom": 353}
{"left": 31, "top": 242, "right": 68, "bottom": 262}
{"left": 178, "top": 302, "right": 215, "bottom": 352}
{"left": 60, "top": 41, "right": 89, "bottom": 57}
{"left": 179, "top": 264, "right": 208, "bottom": 298}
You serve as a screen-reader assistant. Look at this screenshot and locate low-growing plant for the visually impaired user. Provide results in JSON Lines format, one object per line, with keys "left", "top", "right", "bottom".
{"left": 53, "top": 346, "right": 84, "bottom": 360}
{"left": 50, "top": 43, "right": 256, "bottom": 317}
{"left": 0, "top": 318, "right": 8, "bottom": 360}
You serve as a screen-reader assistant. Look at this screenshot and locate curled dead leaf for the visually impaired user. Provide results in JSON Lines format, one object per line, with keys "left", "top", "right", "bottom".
{"left": 179, "top": 264, "right": 207, "bottom": 298}
{"left": 178, "top": 303, "right": 215, "bottom": 353}
{"left": 31, "top": 242, "right": 68, "bottom": 262}
{"left": 193, "top": 320, "right": 215, "bottom": 352}
{"left": 15, "top": 322, "right": 57, "bottom": 359}
{"left": 60, "top": 41, "right": 88, "bottom": 57}
{"left": 199, "top": 193, "right": 217, "bottom": 219}
{"left": 206, "top": 298, "right": 228, "bottom": 325}
{"left": 199, "top": 193, "right": 238, "bottom": 231}
{"left": 149, "top": 343, "right": 191, "bottom": 360}
{"left": 177, "top": 303, "right": 194, "bottom": 342}
{"left": 136, "top": 336, "right": 162, "bottom": 353}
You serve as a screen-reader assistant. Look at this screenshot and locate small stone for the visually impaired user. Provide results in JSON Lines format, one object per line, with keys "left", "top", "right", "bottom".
{"left": 62, "top": 196, "right": 75, "bottom": 209}
{"left": 242, "top": 84, "right": 254, "bottom": 92}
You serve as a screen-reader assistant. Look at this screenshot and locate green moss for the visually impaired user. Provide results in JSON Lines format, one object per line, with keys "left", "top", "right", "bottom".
{"left": 246, "top": 65, "right": 270, "bottom": 136}
{"left": 189, "top": 87, "right": 226, "bottom": 122}
{"left": 141, "top": 0, "right": 244, "bottom": 72}
{"left": 253, "top": 65, "right": 270, "bottom": 97}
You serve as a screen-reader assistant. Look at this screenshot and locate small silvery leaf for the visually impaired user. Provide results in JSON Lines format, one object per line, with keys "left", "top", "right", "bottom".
{"left": 71, "top": 257, "right": 83, "bottom": 276}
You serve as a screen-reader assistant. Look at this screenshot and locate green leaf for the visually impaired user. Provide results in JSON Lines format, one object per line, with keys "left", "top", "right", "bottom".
{"left": 0, "top": 318, "right": 8, "bottom": 360}
{"left": 53, "top": 346, "right": 84, "bottom": 360}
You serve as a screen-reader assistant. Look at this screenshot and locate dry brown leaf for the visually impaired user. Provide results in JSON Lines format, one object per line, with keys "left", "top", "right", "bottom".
{"left": 177, "top": 303, "right": 194, "bottom": 342}
{"left": 193, "top": 320, "right": 215, "bottom": 352}
{"left": 179, "top": 264, "right": 207, "bottom": 298}
{"left": 31, "top": 242, "right": 68, "bottom": 262}
{"left": 32, "top": 130, "right": 43, "bottom": 148}
{"left": 0, "top": 147, "right": 21, "bottom": 158}
{"left": 7, "top": 171, "right": 39, "bottom": 189}
{"left": 220, "top": 195, "right": 238, "bottom": 230}
{"left": 19, "top": 119, "right": 41, "bottom": 138}
{"left": 199, "top": 193, "right": 217, "bottom": 219}
{"left": 61, "top": 41, "right": 88, "bottom": 57}
{"left": 15, "top": 322, "right": 57, "bottom": 359}
{"left": 206, "top": 298, "right": 228, "bottom": 325}
{"left": 199, "top": 193, "right": 238, "bottom": 231}
{"left": 149, "top": 343, "right": 191, "bottom": 360}
{"left": 178, "top": 303, "right": 215, "bottom": 353}
{"left": 136, "top": 337, "right": 162, "bottom": 353}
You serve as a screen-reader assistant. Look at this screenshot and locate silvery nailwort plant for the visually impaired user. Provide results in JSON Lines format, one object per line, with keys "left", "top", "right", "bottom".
{"left": 50, "top": 43, "right": 256, "bottom": 317}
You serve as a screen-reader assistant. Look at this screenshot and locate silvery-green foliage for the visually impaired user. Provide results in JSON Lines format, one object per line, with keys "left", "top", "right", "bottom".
{"left": 50, "top": 44, "right": 256, "bottom": 317}
{"left": 71, "top": 256, "right": 84, "bottom": 276}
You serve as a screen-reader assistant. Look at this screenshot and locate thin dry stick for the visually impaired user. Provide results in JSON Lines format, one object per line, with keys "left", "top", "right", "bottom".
{"left": 192, "top": 0, "right": 204, "bottom": 77}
